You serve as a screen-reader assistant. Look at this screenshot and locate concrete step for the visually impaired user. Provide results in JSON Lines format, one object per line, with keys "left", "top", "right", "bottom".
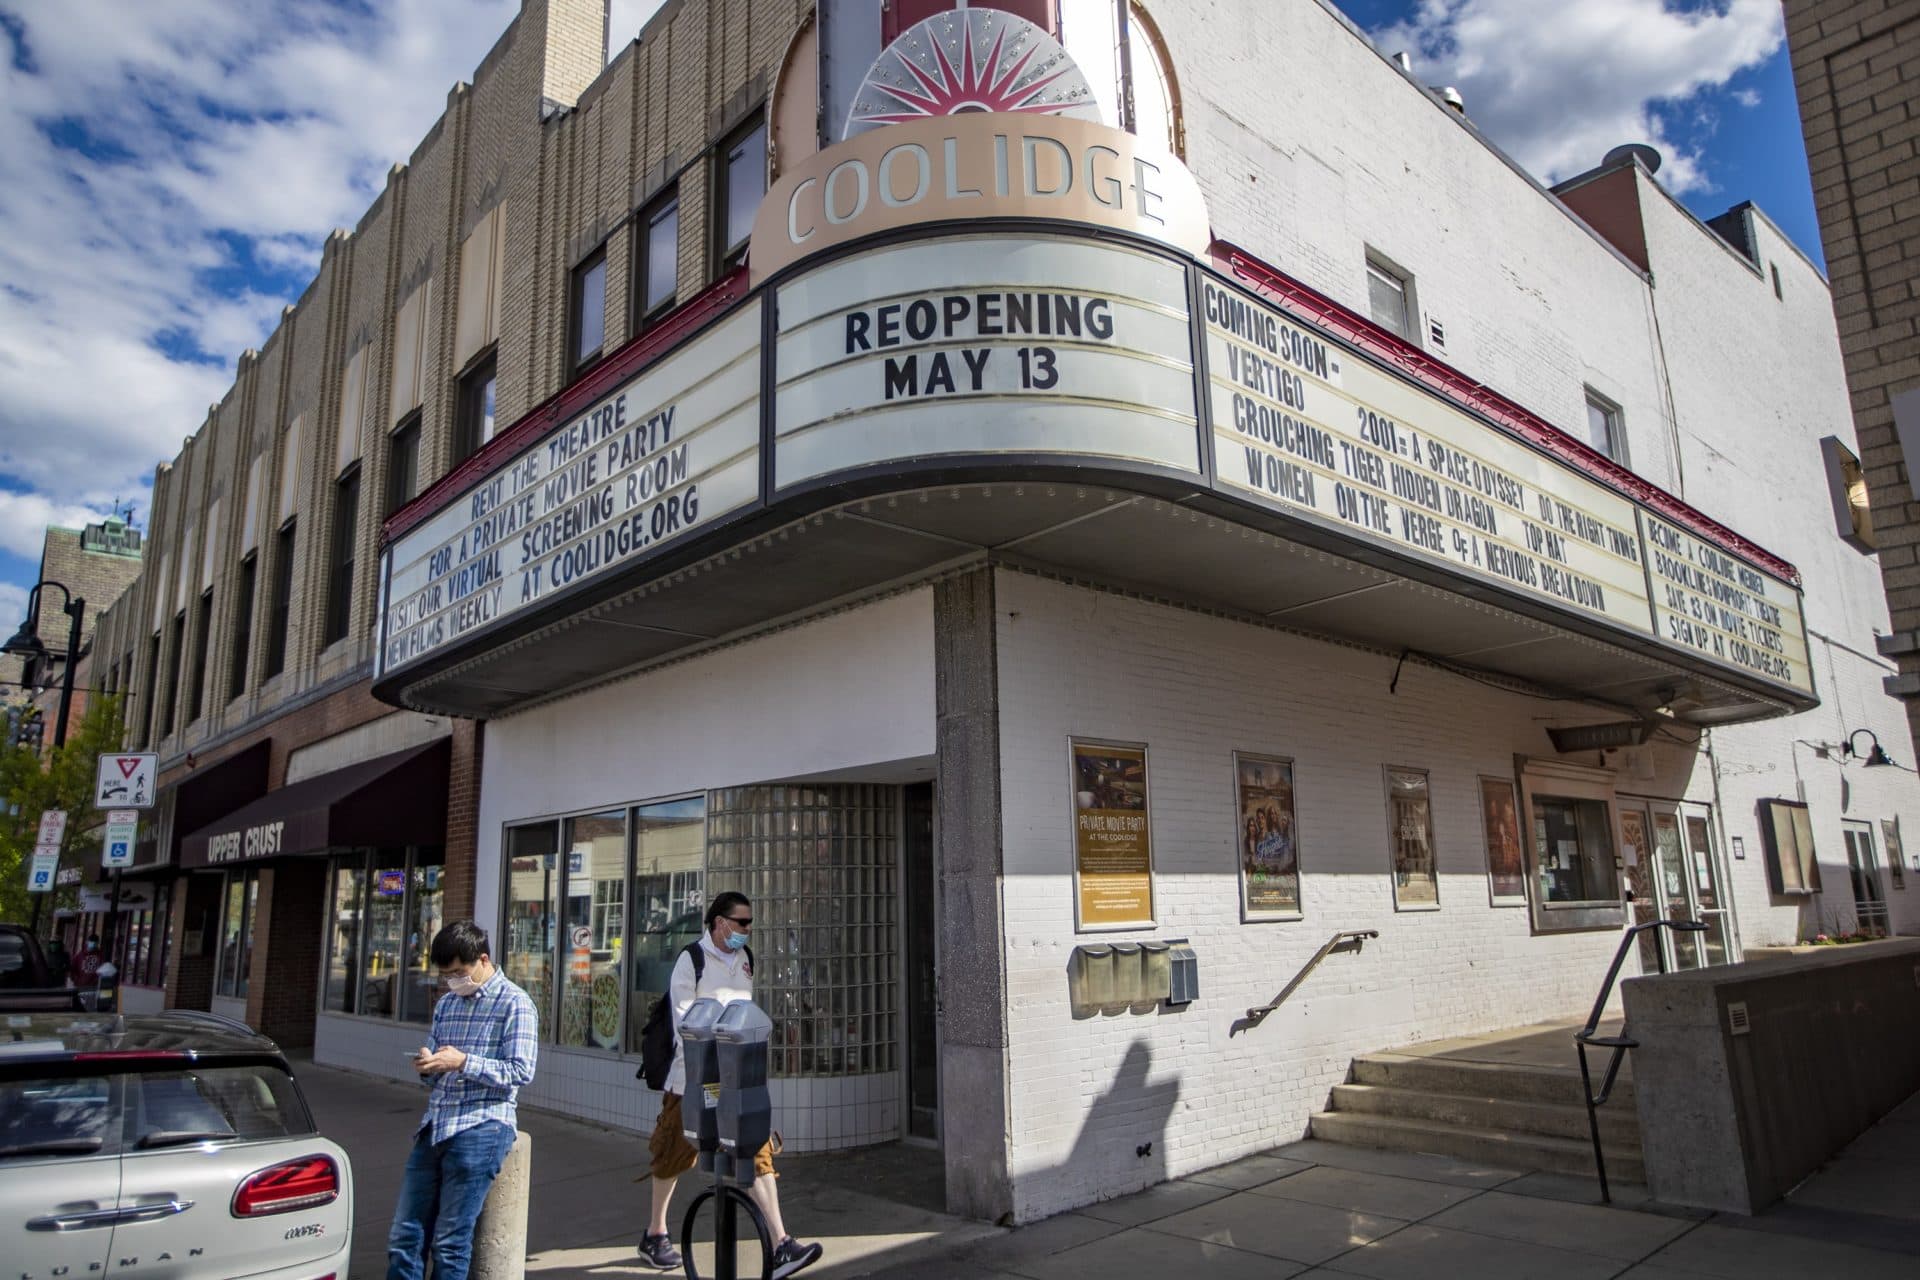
{"left": 1308, "top": 1110, "right": 1644, "bottom": 1184}
{"left": 1351, "top": 1051, "right": 1636, "bottom": 1111}
{"left": 1328, "top": 1082, "right": 1641, "bottom": 1149}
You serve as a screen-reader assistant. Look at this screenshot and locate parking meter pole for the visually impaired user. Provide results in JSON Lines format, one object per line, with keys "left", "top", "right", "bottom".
{"left": 680, "top": 998, "right": 777, "bottom": 1280}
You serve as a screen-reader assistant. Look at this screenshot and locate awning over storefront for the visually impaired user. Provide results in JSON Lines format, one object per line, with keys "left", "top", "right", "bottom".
{"left": 177, "top": 739, "right": 450, "bottom": 869}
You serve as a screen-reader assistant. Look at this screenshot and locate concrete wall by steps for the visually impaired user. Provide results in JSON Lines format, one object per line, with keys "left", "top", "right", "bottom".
{"left": 1623, "top": 938, "right": 1920, "bottom": 1213}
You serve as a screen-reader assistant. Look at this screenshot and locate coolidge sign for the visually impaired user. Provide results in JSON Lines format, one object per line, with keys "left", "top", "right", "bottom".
{"left": 376, "top": 113, "right": 1811, "bottom": 701}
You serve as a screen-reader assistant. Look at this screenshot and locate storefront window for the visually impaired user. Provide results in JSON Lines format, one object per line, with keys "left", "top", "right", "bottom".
{"left": 628, "top": 797, "right": 707, "bottom": 1054}
{"left": 324, "top": 858, "right": 368, "bottom": 1013}
{"left": 503, "top": 822, "right": 560, "bottom": 1038}
{"left": 1534, "top": 796, "right": 1619, "bottom": 903}
{"left": 216, "top": 870, "right": 259, "bottom": 998}
{"left": 401, "top": 852, "right": 446, "bottom": 1023}
{"left": 320, "top": 846, "right": 447, "bottom": 1022}
{"left": 558, "top": 811, "right": 625, "bottom": 1051}
{"left": 708, "top": 785, "right": 898, "bottom": 1078}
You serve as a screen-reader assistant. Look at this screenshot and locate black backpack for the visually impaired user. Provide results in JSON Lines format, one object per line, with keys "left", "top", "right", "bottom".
{"left": 636, "top": 940, "right": 754, "bottom": 1089}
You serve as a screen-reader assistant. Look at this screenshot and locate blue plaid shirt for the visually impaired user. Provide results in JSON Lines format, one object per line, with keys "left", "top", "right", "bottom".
{"left": 418, "top": 970, "right": 538, "bottom": 1145}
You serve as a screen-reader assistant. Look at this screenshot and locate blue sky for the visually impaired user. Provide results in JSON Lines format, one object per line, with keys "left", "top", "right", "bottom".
{"left": 0, "top": 0, "right": 1818, "bottom": 632}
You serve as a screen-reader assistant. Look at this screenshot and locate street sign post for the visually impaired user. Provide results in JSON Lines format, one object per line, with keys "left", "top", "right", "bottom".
{"left": 94, "top": 753, "right": 157, "bottom": 809}
{"left": 27, "top": 851, "right": 58, "bottom": 893}
{"left": 102, "top": 810, "right": 137, "bottom": 870}
{"left": 37, "top": 810, "right": 67, "bottom": 846}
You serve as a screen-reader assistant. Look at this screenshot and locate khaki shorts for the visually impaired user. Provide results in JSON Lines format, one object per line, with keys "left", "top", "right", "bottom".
{"left": 648, "top": 1091, "right": 777, "bottom": 1181}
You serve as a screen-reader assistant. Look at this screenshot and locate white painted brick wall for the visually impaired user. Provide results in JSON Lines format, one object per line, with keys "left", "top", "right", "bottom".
{"left": 994, "top": 570, "right": 1658, "bottom": 1221}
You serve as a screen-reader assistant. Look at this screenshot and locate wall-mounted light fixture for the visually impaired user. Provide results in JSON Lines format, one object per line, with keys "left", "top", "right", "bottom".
{"left": 1846, "top": 729, "right": 1895, "bottom": 768}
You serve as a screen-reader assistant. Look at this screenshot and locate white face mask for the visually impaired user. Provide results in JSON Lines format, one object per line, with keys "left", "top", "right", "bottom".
{"left": 446, "top": 972, "right": 483, "bottom": 997}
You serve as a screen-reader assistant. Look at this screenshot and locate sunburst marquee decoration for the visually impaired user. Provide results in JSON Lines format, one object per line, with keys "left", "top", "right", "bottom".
{"left": 844, "top": 6, "right": 1102, "bottom": 140}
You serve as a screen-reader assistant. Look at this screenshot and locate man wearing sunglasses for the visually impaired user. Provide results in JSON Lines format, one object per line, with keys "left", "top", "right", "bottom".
{"left": 639, "top": 892, "right": 822, "bottom": 1277}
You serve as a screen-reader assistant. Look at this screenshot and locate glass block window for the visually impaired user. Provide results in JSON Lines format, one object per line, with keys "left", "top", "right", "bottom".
{"left": 707, "top": 784, "right": 898, "bottom": 1078}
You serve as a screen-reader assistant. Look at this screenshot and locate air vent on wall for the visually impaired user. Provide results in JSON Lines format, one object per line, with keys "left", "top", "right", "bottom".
{"left": 1727, "top": 1001, "right": 1751, "bottom": 1036}
{"left": 1428, "top": 316, "right": 1446, "bottom": 350}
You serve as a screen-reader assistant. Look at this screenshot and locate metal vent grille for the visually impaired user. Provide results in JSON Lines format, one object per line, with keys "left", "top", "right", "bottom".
{"left": 1428, "top": 316, "right": 1447, "bottom": 349}
{"left": 1728, "top": 1001, "right": 1751, "bottom": 1036}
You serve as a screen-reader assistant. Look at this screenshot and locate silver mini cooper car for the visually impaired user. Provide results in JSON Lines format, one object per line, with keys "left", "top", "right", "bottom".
{"left": 0, "top": 1011, "right": 353, "bottom": 1279}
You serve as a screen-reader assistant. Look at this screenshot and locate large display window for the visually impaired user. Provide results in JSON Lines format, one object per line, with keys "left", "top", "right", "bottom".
{"left": 320, "top": 846, "right": 445, "bottom": 1023}
{"left": 1518, "top": 758, "right": 1625, "bottom": 933}
{"left": 501, "top": 784, "right": 896, "bottom": 1078}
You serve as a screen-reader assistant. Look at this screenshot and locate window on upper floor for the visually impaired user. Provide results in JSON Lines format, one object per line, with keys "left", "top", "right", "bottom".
{"left": 187, "top": 588, "right": 212, "bottom": 724}
{"left": 454, "top": 350, "right": 498, "bottom": 466}
{"left": 571, "top": 248, "right": 608, "bottom": 379}
{"left": 635, "top": 192, "right": 680, "bottom": 328}
{"left": 1584, "top": 390, "right": 1625, "bottom": 462}
{"left": 229, "top": 552, "right": 256, "bottom": 703}
{"left": 387, "top": 412, "right": 421, "bottom": 516}
{"left": 160, "top": 611, "right": 185, "bottom": 739}
{"left": 716, "top": 118, "right": 766, "bottom": 272}
{"left": 1365, "top": 253, "right": 1415, "bottom": 343}
{"left": 322, "top": 468, "right": 359, "bottom": 647}
{"left": 1821, "top": 435, "right": 1878, "bottom": 553}
{"left": 139, "top": 632, "right": 160, "bottom": 748}
{"left": 264, "top": 520, "right": 295, "bottom": 679}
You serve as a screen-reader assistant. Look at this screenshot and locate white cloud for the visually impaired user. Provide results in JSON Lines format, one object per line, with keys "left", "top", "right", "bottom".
{"left": 0, "top": 0, "right": 518, "bottom": 560}
{"left": 0, "top": 490, "right": 117, "bottom": 561}
{"left": 0, "top": 582, "right": 29, "bottom": 632}
{"left": 1732, "top": 88, "right": 1762, "bottom": 109}
{"left": 607, "top": 0, "right": 672, "bottom": 55}
{"left": 1372, "top": 0, "right": 1784, "bottom": 194}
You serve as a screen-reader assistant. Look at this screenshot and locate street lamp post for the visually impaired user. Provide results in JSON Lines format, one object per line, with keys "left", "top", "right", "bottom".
{"left": 5, "top": 583, "right": 87, "bottom": 942}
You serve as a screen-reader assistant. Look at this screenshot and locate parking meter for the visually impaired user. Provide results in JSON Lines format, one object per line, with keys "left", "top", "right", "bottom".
{"left": 678, "top": 998, "right": 725, "bottom": 1170}
{"left": 713, "top": 1000, "right": 774, "bottom": 1188}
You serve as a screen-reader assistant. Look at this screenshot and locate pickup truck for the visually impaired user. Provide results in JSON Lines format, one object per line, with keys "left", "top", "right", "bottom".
{"left": 0, "top": 924, "right": 83, "bottom": 1012}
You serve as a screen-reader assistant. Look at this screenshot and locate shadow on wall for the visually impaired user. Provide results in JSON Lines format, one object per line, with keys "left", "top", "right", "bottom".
{"left": 1023, "top": 1039, "right": 1178, "bottom": 1218}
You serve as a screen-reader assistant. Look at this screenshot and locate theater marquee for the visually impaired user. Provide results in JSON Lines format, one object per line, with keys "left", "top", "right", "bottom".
{"left": 377, "top": 114, "right": 1812, "bottom": 708}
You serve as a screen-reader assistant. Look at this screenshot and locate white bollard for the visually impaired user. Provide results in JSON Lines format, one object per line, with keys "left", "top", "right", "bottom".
{"left": 471, "top": 1130, "right": 532, "bottom": 1280}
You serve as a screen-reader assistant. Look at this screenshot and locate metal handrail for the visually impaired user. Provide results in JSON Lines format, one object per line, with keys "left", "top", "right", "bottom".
{"left": 1234, "top": 930, "right": 1379, "bottom": 1035}
{"left": 1575, "top": 917, "right": 1707, "bottom": 1202}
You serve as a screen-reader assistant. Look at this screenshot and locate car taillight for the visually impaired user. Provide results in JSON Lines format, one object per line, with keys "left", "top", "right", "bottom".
{"left": 231, "top": 1155, "right": 339, "bottom": 1217}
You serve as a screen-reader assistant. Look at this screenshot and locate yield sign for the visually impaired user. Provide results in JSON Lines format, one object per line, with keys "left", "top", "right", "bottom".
{"left": 95, "top": 752, "right": 158, "bottom": 810}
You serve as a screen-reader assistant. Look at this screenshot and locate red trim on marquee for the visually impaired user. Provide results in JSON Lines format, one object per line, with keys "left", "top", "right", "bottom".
{"left": 884, "top": 1, "right": 1058, "bottom": 43}
{"left": 1210, "top": 240, "right": 1801, "bottom": 586}
{"left": 382, "top": 266, "right": 752, "bottom": 546}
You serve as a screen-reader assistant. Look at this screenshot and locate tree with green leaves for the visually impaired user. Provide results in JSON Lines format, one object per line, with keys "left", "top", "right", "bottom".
{"left": 0, "top": 694, "right": 125, "bottom": 931}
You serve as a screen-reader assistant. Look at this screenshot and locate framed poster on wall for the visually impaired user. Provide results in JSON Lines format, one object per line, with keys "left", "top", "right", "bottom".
{"left": 1884, "top": 817, "right": 1907, "bottom": 890}
{"left": 1760, "top": 798, "right": 1822, "bottom": 895}
{"left": 1384, "top": 765, "right": 1440, "bottom": 911}
{"left": 1070, "top": 738, "right": 1155, "bottom": 930}
{"left": 1235, "top": 752, "right": 1302, "bottom": 921}
{"left": 1478, "top": 776, "right": 1527, "bottom": 906}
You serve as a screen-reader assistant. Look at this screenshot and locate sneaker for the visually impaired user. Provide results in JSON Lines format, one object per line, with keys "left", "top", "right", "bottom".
{"left": 637, "top": 1231, "right": 681, "bottom": 1270}
{"left": 771, "top": 1235, "right": 823, "bottom": 1279}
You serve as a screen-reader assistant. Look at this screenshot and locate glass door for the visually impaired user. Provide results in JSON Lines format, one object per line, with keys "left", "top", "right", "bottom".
{"left": 1682, "top": 807, "right": 1736, "bottom": 965}
{"left": 1618, "top": 803, "right": 1662, "bottom": 973}
{"left": 1844, "top": 822, "right": 1890, "bottom": 935}
{"left": 1649, "top": 807, "right": 1704, "bottom": 969}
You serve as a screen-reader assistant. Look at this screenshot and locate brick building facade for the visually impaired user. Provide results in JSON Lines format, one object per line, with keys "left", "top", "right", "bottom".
{"left": 1784, "top": 2, "right": 1920, "bottom": 756}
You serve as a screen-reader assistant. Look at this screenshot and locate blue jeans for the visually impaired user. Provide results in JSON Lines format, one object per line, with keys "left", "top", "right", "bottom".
{"left": 386, "top": 1121, "right": 517, "bottom": 1280}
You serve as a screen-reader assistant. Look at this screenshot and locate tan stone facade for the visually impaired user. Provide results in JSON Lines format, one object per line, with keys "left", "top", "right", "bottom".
{"left": 82, "top": 0, "right": 806, "bottom": 1037}
{"left": 1785, "top": 1, "right": 1920, "bottom": 752}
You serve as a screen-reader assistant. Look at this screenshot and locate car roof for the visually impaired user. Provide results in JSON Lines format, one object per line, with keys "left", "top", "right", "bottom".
{"left": 0, "top": 1011, "right": 285, "bottom": 1063}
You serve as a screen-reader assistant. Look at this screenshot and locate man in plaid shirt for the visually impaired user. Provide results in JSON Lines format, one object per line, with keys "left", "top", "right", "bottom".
{"left": 387, "top": 920, "right": 539, "bottom": 1280}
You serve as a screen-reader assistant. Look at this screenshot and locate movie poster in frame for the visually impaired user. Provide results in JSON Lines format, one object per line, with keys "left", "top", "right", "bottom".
{"left": 1235, "top": 752, "right": 1302, "bottom": 921}
{"left": 1478, "top": 776, "right": 1527, "bottom": 906}
{"left": 1069, "top": 738, "right": 1155, "bottom": 930}
{"left": 1384, "top": 765, "right": 1440, "bottom": 910}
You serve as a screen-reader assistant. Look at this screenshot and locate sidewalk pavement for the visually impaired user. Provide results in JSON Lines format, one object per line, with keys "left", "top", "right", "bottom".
{"left": 296, "top": 1055, "right": 1920, "bottom": 1279}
